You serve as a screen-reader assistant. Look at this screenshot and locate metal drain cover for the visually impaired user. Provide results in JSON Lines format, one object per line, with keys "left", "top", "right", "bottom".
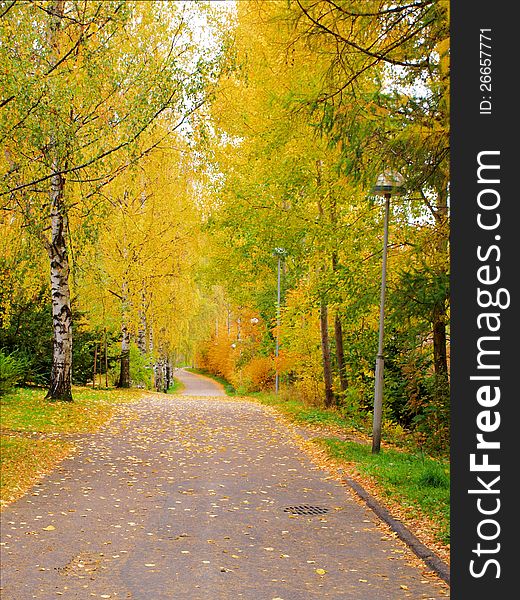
{"left": 283, "top": 505, "right": 329, "bottom": 516}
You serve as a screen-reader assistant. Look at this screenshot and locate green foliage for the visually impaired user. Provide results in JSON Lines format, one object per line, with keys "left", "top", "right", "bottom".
{"left": 0, "top": 350, "right": 28, "bottom": 394}
{"left": 417, "top": 466, "right": 450, "bottom": 489}
{"left": 167, "top": 377, "right": 185, "bottom": 394}
{"left": 0, "top": 286, "right": 52, "bottom": 386}
{"left": 129, "top": 344, "right": 153, "bottom": 389}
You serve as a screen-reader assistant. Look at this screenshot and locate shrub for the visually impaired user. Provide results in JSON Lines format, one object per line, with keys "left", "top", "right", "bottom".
{"left": 0, "top": 350, "right": 28, "bottom": 394}
{"left": 240, "top": 355, "right": 275, "bottom": 392}
{"left": 130, "top": 344, "right": 153, "bottom": 388}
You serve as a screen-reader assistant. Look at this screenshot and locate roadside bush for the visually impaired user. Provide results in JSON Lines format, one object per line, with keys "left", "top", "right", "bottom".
{"left": 240, "top": 355, "right": 274, "bottom": 391}
{"left": 0, "top": 350, "right": 28, "bottom": 394}
{"left": 130, "top": 344, "right": 153, "bottom": 388}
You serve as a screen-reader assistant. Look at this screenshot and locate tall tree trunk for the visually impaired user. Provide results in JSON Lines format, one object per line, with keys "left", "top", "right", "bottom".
{"left": 165, "top": 360, "right": 171, "bottom": 391}
{"left": 104, "top": 327, "right": 109, "bottom": 388}
{"left": 433, "top": 303, "right": 448, "bottom": 384}
{"left": 320, "top": 299, "right": 335, "bottom": 408}
{"left": 117, "top": 279, "right": 130, "bottom": 388}
{"left": 315, "top": 161, "right": 335, "bottom": 407}
{"left": 93, "top": 343, "right": 98, "bottom": 389}
{"left": 155, "top": 358, "right": 164, "bottom": 393}
{"left": 137, "top": 285, "right": 147, "bottom": 354}
{"left": 45, "top": 169, "right": 73, "bottom": 401}
{"left": 334, "top": 313, "right": 348, "bottom": 394}
{"left": 332, "top": 253, "right": 348, "bottom": 394}
{"left": 148, "top": 322, "right": 154, "bottom": 389}
{"left": 45, "top": 0, "right": 72, "bottom": 402}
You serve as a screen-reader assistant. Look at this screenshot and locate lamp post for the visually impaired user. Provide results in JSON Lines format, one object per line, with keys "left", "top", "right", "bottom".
{"left": 272, "top": 247, "right": 287, "bottom": 393}
{"left": 371, "top": 170, "right": 404, "bottom": 454}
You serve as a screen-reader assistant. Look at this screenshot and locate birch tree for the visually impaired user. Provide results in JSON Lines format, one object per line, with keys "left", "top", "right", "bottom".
{"left": 0, "top": 1, "right": 214, "bottom": 399}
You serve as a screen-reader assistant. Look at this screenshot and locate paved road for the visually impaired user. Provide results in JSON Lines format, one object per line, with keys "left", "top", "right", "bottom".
{"left": 174, "top": 368, "right": 225, "bottom": 396}
{"left": 0, "top": 390, "right": 449, "bottom": 599}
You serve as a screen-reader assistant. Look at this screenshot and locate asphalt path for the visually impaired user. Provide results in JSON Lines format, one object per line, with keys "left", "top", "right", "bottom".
{"left": 174, "top": 368, "right": 226, "bottom": 396}
{"left": 0, "top": 375, "right": 449, "bottom": 599}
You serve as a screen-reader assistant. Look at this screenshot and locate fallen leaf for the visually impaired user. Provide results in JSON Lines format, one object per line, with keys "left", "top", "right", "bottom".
{"left": 315, "top": 568, "right": 326, "bottom": 575}
{"left": 42, "top": 525, "right": 55, "bottom": 531}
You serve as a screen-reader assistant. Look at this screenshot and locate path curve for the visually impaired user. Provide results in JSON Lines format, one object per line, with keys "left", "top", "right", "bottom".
{"left": 174, "top": 368, "right": 225, "bottom": 396}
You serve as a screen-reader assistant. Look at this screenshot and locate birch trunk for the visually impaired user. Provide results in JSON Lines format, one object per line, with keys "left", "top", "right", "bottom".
{"left": 148, "top": 324, "right": 155, "bottom": 389}
{"left": 45, "top": 0, "right": 73, "bottom": 401}
{"left": 137, "top": 286, "right": 147, "bottom": 354}
{"left": 45, "top": 169, "right": 73, "bottom": 401}
{"left": 155, "top": 358, "right": 164, "bottom": 392}
{"left": 117, "top": 279, "right": 131, "bottom": 388}
{"left": 165, "top": 361, "right": 171, "bottom": 391}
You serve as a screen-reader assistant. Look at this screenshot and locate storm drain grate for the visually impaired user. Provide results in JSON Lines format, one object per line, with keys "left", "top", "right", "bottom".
{"left": 283, "top": 505, "right": 329, "bottom": 516}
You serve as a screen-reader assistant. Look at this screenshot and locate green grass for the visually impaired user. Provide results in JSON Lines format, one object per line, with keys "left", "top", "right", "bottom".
{"left": 1, "top": 385, "right": 143, "bottom": 434}
{"left": 185, "top": 368, "right": 237, "bottom": 395}
{"left": 0, "top": 386, "right": 144, "bottom": 508}
{"left": 245, "top": 390, "right": 449, "bottom": 547}
{"left": 167, "top": 377, "right": 185, "bottom": 394}
{"left": 317, "top": 438, "right": 450, "bottom": 545}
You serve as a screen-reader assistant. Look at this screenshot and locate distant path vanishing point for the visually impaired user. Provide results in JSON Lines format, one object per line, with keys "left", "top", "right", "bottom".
{"left": 174, "top": 368, "right": 226, "bottom": 396}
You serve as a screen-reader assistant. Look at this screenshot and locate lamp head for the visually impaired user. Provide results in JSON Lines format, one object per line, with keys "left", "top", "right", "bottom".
{"left": 371, "top": 170, "right": 405, "bottom": 196}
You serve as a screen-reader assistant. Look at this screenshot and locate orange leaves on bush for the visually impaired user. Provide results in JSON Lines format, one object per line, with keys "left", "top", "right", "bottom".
{"left": 241, "top": 356, "right": 275, "bottom": 391}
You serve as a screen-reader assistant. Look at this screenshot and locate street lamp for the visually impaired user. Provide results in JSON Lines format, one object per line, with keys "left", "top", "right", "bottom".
{"left": 272, "top": 247, "right": 287, "bottom": 393}
{"left": 370, "top": 170, "right": 405, "bottom": 454}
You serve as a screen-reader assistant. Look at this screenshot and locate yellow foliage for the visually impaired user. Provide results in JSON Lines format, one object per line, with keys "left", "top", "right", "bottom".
{"left": 241, "top": 356, "right": 275, "bottom": 392}
{"left": 197, "top": 332, "right": 237, "bottom": 383}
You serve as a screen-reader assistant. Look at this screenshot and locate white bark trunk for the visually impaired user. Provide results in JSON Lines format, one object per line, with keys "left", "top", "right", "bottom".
{"left": 45, "top": 0, "right": 72, "bottom": 401}
{"left": 118, "top": 278, "right": 131, "bottom": 388}
{"left": 46, "top": 168, "right": 73, "bottom": 401}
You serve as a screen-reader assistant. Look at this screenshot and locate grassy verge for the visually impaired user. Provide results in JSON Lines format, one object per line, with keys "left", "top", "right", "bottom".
{"left": 0, "top": 437, "right": 74, "bottom": 509}
{"left": 317, "top": 438, "right": 450, "bottom": 546}
{"left": 0, "top": 385, "right": 144, "bottom": 508}
{"left": 249, "top": 390, "right": 450, "bottom": 549}
{"left": 185, "top": 368, "right": 237, "bottom": 395}
{"left": 167, "top": 377, "right": 185, "bottom": 394}
{"left": 252, "top": 392, "right": 369, "bottom": 433}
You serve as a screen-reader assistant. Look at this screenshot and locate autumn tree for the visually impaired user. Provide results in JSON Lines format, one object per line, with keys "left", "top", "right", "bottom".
{"left": 289, "top": 0, "right": 451, "bottom": 391}
{"left": 194, "top": 0, "right": 450, "bottom": 452}
{"left": 0, "top": 1, "right": 215, "bottom": 399}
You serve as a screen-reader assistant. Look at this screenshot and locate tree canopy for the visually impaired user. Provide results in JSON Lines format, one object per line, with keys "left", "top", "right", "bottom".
{"left": 1, "top": 0, "right": 450, "bottom": 454}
